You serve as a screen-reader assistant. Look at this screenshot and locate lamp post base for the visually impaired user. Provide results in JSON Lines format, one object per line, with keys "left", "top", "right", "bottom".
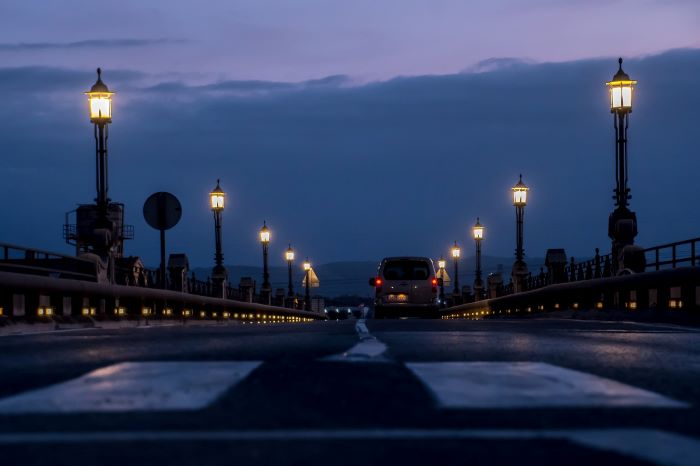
{"left": 211, "top": 264, "right": 228, "bottom": 299}
{"left": 608, "top": 208, "right": 642, "bottom": 274}
{"left": 260, "top": 286, "right": 272, "bottom": 305}
{"left": 511, "top": 260, "right": 529, "bottom": 293}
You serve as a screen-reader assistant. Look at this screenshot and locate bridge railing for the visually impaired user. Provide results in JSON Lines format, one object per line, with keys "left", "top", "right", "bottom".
{"left": 0, "top": 242, "right": 99, "bottom": 281}
{"left": 443, "top": 266, "right": 700, "bottom": 320}
{"left": 488, "top": 237, "right": 700, "bottom": 299}
{"left": 0, "top": 242, "right": 312, "bottom": 318}
{"left": 0, "top": 269, "right": 322, "bottom": 321}
{"left": 644, "top": 237, "right": 700, "bottom": 271}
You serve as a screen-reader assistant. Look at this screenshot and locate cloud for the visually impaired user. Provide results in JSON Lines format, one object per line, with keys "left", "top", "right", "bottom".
{"left": 463, "top": 57, "right": 536, "bottom": 74}
{"left": 0, "top": 66, "right": 144, "bottom": 93}
{"left": 0, "top": 48, "right": 699, "bottom": 273}
{"left": 0, "top": 38, "right": 183, "bottom": 51}
{"left": 146, "top": 74, "right": 353, "bottom": 97}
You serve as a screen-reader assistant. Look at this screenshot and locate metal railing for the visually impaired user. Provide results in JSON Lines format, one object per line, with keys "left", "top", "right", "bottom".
{"left": 0, "top": 242, "right": 307, "bottom": 311}
{"left": 645, "top": 237, "right": 700, "bottom": 271}
{"left": 0, "top": 269, "right": 322, "bottom": 321}
{"left": 481, "top": 237, "right": 700, "bottom": 300}
{"left": 0, "top": 242, "right": 99, "bottom": 281}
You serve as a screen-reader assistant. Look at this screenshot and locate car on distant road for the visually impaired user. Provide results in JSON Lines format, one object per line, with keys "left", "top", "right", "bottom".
{"left": 369, "top": 257, "right": 440, "bottom": 318}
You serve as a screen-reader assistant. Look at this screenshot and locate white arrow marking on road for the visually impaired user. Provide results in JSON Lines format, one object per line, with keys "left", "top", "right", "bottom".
{"left": 407, "top": 361, "right": 688, "bottom": 409}
{"left": 0, "top": 361, "right": 261, "bottom": 413}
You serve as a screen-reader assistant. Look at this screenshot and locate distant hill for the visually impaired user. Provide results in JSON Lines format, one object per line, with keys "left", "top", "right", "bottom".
{"left": 191, "top": 255, "right": 548, "bottom": 298}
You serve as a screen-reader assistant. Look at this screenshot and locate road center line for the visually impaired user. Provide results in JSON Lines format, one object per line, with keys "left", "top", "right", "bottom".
{"left": 0, "top": 428, "right": 696, "bottom": 466}
{"left": 323, "top": 319, "right": 388, "bottom": 362}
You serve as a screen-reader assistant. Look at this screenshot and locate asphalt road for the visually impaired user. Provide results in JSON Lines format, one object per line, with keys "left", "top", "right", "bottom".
{"left": 0, "top": 317, "right": 699, "bottom": 465}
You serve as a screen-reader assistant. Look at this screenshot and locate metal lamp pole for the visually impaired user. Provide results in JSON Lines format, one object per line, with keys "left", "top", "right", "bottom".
{"left": 437, "top": 257, "right": 446, "bottom": 306}
{"left": 451, "top": 242, "right": 461, "bottom": 300}
{"left": 210, "top": 180, "right": 227, "bottom": 298}
{"left": 303, "top": 259, "right": 311, "bottom": 312}
{"left": 87, "top": 69, "right": 112, "bottom": 219}
{"left": 259, "top": 222, "right": 271, "bottom": 304}
{"left": 512, "top": 175, "right": 529, "bottom": 292}
{"left": 606, "top": 58, "right": 638, "bottom": 274}
{"left": 285, "top": 245, "right": 295, "bottom": 298}
{"left": 473, "top": 218, "right": 484, "bottom": 300}
{"left": 85, "top": 68, "right": 114, "bottom": 273}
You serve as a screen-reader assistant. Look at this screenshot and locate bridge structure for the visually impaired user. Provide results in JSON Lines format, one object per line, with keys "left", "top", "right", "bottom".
{"left": 1, "top": 60, "right": 700, "bottom": 466}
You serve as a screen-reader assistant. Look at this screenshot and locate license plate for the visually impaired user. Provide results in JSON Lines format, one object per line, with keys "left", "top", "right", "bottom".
{"left": 387, "top": 294, "right": 408, "bottom": 303}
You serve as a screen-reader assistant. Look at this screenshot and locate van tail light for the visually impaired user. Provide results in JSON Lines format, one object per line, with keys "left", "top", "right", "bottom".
{"left": 375, "top": 278, "right": 382, "bottom": 293}
{"left": 431, "top": 277, "right": 438, "bottom": 293}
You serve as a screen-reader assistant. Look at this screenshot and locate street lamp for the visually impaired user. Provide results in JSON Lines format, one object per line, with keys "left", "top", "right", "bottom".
{"left": 303, "top": 258, "right": 312, "bottom": 311}
{"left": 285, "top": 244, "right": 295, "bottom": 299}
{"left": 451, "top": 241, "right": 461, "bottom": 300}
{"left": 606, "top": 58, "right": 639, "bottom": 273}
{"left": 85, "top": 68, "right": 115, "bottom": 259}
{"left": 259, "top": 222, "right": 271, "bottom": 304}
{"left": 472, "top": 218, "right": 484, "bottom": 300}
{"left": 86, "top": 68, "right": 113, "bottom": 210}
{"left": 210, "top": 180, "right": 227, "bottom": 297}
{"left": 437, "top": 256, "right": 446, "bottom": 306}
{"left": 512, "top": 175, "right": 529, "bottom": 292}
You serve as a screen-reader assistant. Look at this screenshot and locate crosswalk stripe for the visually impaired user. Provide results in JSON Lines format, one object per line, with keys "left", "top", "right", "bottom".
{"left": 407, "top": 361, "right": 688, "bottom": 409}
{"left": 0, "top": 361, "right": 261, "bottom": 413}
{"left": 0, "top": 428, "right": 696, "bottom": 466}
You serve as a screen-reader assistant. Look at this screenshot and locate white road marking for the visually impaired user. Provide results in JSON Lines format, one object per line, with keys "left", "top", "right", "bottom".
{"left": 323, "top": 319, "right": 388, "bottom": 362}
{"left": 0, "top": 428, "right": 697, "bottom": 465}
{"left": 407, "top": 361, "right": 688, "bottom": 409}
{"left": 0, "top": 361, "right": 260, "bottom": 413}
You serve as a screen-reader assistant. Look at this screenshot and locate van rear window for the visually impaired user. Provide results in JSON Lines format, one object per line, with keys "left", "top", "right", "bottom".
{"left": 382, "top": 260, "right": 431, "bottom": 280}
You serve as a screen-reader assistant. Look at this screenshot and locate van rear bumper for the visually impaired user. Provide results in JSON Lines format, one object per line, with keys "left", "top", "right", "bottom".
{"left": 373, "top": 304, "right": 439, "bottom": 319}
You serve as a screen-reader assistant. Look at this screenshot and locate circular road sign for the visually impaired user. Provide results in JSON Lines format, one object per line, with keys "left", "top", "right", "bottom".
{"left": 143, "top": 192, "right": 182, "bottom": 231}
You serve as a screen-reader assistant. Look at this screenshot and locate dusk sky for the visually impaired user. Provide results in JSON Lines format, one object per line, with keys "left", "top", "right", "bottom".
{"left": 1, "top": 1, "right": 699, "bottom": 269}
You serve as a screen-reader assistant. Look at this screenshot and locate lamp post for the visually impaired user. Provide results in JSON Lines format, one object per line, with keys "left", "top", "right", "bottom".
{"left": 512, "top": 175, "right": 529, "bottom": 292}
{"left": 451, "top": 242, "right": 461, "bottom": 302}
{"left": 85, "top": 68, "right": 115, "bottom": 273}
{"left": 472, "top": 218, "right": 484, "bottom": 300}
{"left": 606, "top": 58, "right": 639, "bottom": 274}
{"left": 86, "top": 68, "right": 113, "bottom": 215}
{"left": 437, "top": 257, "right": 446, "bottom": 306}
{"left": 303, "top": 258, "right": 312, "bottom": 312}
{"left": 209, "top": 180, "right": 227, "bottom": 298}
{"left": 285, "top": 245, "right": 295, "bottom": 300}
{"left": 259, "top": 222, "right": 271, "bottom": 304}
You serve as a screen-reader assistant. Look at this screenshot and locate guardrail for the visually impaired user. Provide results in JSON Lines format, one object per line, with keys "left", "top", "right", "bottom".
{"left": 0, "top": 242, "right": 99, "bottom": 281}
{"left": 0, "top": 270, "right": 323, "bottom": 321}
{"left": 442, "top": 267, "right": 700, "bottom": 320}
{"left": 491, "top": 237, "right": 700, "bottom": 297}
{"left": 0, "top": 242, "right": 307, "bottom": 312}
{"left": 645, "top": 237, "right": 700, "bottom": 270}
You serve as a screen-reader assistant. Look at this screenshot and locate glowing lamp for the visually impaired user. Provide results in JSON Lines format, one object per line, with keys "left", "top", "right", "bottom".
{"left": 285, "top": 245, "right": 295, "bottom": 262}
{"left": 210, "top": 179, "right": 225, "bottom": 211}
{"left": 85, "top": 68, "right": 113, "bottom": 123}
{"left": 303, "top": 259, "right": 311, "bottom": 271}
{"left": 451, "top": 242, "right": 461, "bottom": 259}
{"left": 606, "top": 58, "right": 637, "bottom": 113}
{"left": 512, "top": 174, "right": 528, "bottom": 206}
{"left": 259, "top": 222, "right": 271, "bottom": 244}
{"left": 438, "top": 257, "right": 446, "bottom": 270}
{"left": 473, "top": 218, "right": 484, "bottom": 240}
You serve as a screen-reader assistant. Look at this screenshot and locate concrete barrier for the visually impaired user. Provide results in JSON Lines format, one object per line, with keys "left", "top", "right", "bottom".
{"left": 0, "top": 270, "right": 324, "bottom": 322}
{"left": 441, "top": 267, "right": 700, "bottom": 321}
